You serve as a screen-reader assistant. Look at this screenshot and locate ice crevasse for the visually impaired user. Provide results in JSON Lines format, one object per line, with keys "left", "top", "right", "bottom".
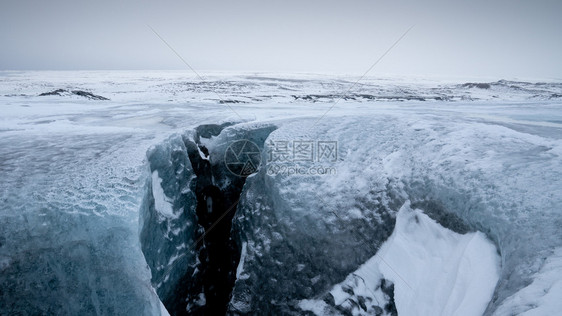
{"left": 140, "top": 115, "right": 562, "bottom": 315}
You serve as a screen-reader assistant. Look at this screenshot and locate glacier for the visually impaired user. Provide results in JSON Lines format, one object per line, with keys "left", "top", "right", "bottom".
{"left": 299, "top": 201, "right": 500, "bottom": 316}
{"left": 0, "top": 71, "right": 561, "bottom": 315}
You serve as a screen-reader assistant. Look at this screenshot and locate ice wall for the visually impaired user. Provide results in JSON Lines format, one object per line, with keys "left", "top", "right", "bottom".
{"left": 139, "top": 122, "right": 275, "bottom": 315}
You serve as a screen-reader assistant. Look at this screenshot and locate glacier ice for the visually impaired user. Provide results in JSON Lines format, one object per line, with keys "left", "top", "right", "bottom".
{"left": 139, "top": 122, "right": 276, "bottom": 315}
{"left": 0, "top": 71, "right": 561, "bottom": 315}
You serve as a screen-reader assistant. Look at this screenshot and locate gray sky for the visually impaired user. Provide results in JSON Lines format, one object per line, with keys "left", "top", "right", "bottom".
{"left": 1, "top": 0, "right": 561, "bottom": 79}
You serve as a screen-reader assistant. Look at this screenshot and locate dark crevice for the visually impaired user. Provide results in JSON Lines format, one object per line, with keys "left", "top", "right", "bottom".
{"left": 184, "top": 132, "right": 243, "bottom": 315}
{"left": 157, "top": 123, "right": 275, "bottom": 315}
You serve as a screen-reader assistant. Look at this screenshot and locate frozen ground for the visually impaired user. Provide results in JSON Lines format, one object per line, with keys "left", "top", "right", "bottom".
{"left": 0, "top": 71, "right": 561, "bottom": 315}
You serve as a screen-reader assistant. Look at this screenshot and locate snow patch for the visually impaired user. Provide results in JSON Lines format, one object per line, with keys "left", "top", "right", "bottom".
{"left": 298, "top": 299, "right": 332, "bottom": 315}
{"left": 379, "top": 202, "right": 500, "bottom": 316}
{"left": 236, "top": 242, "right": 249, "bottom": 280}
{"left": 151, "top": 170, "right": 176, "bottom": 219}
{"left": 301, "top": 201, "right": 501, "bottom": 316}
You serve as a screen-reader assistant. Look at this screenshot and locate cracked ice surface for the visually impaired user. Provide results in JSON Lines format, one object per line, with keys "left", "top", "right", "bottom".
{"left": 0, "top": 71, "right": 561, "bottom": 315}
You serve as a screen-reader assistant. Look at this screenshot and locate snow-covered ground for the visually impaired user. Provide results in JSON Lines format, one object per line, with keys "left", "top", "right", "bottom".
{"left": 0, "top": 71, "right": 561, "bottom": 315}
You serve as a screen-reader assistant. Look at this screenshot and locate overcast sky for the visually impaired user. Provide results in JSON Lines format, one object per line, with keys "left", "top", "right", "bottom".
{"left": 1, "top": 0, "right": 561, "bottom": 79}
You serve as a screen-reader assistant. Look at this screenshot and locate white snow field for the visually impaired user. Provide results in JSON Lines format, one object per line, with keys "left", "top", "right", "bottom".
{"left": 0, "top": 71, "right": 561, "bottom": 315}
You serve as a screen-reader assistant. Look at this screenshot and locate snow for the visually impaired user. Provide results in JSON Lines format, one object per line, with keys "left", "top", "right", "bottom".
{"left": 299, "top": 299, "right": 332, "bottom": 315}
{"left": 235, "top": 242, "right": 249, "bottom": 280}
{"left": 300, "top": 201, "right": 500, "bottom": 316}
{"left": 151, "top": 170, "right": 176, "bottom": 219}
{"left": 378, "top": 202, "right": 500, "bottom": 316}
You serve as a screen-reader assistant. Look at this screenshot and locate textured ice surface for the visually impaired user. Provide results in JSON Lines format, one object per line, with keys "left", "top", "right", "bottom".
{"left": 493, "top": 247, "right": 562, "bottom": 315}
{"left": 139, "top": 133, "right": 199, "bottom": 314}
{"left": 1, "top": 71, "right": 561, "bottom": 315}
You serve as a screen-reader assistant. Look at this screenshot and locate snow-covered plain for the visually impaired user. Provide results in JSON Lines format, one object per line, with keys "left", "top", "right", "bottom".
{"left": 0, "top": 71, "right": 561, "bottom": 315}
